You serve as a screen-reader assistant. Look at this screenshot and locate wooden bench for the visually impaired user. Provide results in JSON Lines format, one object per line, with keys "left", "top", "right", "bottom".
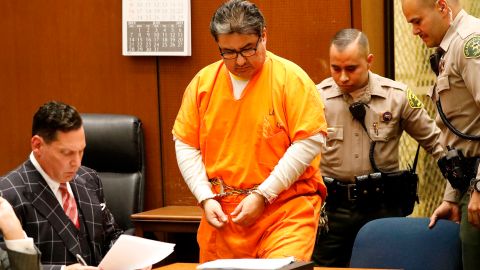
{"left": 131, "top": 205, "right": 202, "bottom": 237}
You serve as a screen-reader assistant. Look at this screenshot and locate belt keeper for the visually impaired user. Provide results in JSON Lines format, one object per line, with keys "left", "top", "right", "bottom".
{"left": 346, "top": 184, "right": 357, "bottom": 201}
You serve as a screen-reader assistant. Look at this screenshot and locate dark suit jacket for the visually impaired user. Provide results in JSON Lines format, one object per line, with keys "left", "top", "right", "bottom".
{"left": 0, "top": 160, "right": 123, "bottom": 270}
{"left": 0, "top": 247, "right": 41, "bottom": 270}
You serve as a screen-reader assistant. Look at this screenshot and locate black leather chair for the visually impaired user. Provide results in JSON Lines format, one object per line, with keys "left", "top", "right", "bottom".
{"left": 80, "top": 113, "right": 145, "bottom": 234}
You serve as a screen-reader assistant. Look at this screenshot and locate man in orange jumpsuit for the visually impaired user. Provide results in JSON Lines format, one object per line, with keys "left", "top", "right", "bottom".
{"left": 172, "top": 0, "right": 328, "bottom": 263}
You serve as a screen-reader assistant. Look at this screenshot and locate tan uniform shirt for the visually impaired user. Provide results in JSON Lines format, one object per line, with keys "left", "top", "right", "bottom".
{"left": 431, "top": 10, "right": 480, "bottom": 202}
{"left": 318, "top": 71, "right": 443, "bottom": 183}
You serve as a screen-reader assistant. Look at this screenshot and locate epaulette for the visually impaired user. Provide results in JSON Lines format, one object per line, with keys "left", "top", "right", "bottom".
{"left": 316, "top": 77, "right": 335, "bottom": 91}
{"left": 375, "top": 75, "right": 407, "bottom": 91}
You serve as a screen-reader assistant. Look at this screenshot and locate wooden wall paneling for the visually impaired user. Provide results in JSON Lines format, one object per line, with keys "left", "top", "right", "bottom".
{"left": 159, "top": 0, "right": 353, "bottom": 206}
{"left": 352, "top": 0, "right": 363, "bottom": 29}
{"left": 360, "top": 0, "right": 386, "bottom": 76}
{"left": 258, "top": 0, "right": 352, "bottom": 83}
{"left": 159, "top": 0, "right": 224, "bottom": 206}
{"left": 0, "top": 1, "right": 163, "bottom": 210}
{"left": 0, "top": 0, "right": 382, "bottom": 210}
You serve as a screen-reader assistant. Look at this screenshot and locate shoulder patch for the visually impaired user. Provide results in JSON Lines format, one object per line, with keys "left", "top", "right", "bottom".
{"left": 464, "top": 35, "right": 480, "bottom": 58}
{"left": 406, "top": 88, "right": 423, "bottom": 109}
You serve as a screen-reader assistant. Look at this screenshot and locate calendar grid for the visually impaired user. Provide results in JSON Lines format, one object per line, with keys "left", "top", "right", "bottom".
{"left": 122, "top": 0, "right": 191, "bottom": 56}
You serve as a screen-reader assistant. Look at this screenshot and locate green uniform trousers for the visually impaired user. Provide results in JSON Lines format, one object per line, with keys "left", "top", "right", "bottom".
{"left": 460, "top": 192, "right": 480, "bottom": 270}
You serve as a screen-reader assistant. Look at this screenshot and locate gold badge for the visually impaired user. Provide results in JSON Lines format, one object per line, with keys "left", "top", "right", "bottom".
{"left": 464, "top": 35, "right": 480, "bottom": 59}
{"left": 439, "top": 58, "right": 445, "bottom": 74}
{"left": 407, "top": 88, "right": 423, "bottom": 109}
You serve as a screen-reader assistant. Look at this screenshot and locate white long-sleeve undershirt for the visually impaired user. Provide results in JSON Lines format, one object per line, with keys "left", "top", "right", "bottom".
{"left": 174, "top": 132, "right": 325, "bottom": 203}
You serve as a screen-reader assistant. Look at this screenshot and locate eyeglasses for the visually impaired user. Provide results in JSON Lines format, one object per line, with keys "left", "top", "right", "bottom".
{"left": 219, "top": 37, "right": 261, "bottom": 60}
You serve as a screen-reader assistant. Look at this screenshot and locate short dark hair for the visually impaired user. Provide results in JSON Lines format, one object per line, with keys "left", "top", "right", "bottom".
{"left": 331, "top": 28, "right": 370, "bottom": 56}
{"left": 210, "top": 0, "right": 266, "bottom": 41}
{"left": 32, "top": 101, "right": 83, "bottom": 143}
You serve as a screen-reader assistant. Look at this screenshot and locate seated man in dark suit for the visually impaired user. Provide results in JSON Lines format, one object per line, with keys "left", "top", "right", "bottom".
{"left": 0, "top": 101, "right": 123, "bottom": 270}
{"left": 0, "top": 196, "right": 41, "bottom": 270}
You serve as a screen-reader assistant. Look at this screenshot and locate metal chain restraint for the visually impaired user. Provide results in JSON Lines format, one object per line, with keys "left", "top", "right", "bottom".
{"left": 209, "top": 177, "right": 259, "bottom": 198}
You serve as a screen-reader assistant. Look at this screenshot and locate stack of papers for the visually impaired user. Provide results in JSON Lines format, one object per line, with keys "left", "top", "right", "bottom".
{"left": 196, "top": 257, "right": 295, "bottom": 270}
{"left": 98, "top": 234, "right": 175, "bottom": 270}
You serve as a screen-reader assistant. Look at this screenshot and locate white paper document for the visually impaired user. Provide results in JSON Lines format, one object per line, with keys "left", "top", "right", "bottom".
{"left": 196, "top": 257, "right": 295, "bottom": 270}
{"left": 98, "top": 234, "right": 175, "bottom": 270}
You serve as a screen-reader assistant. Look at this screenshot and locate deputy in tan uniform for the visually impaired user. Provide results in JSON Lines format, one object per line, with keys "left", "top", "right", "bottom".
{"left": 312, "top": 28, "right": 444, "bottom": 267}
{"left": 402, "top": 0, "right": 480, "bottom": 269}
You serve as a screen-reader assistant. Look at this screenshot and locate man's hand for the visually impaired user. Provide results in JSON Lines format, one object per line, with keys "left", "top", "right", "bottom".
{"left": 202, "top": 199, "right": 228, "bottom": 229}
{"left": 429, "top": 200, "right": 460, "bottom": 228}
{"left": 0, "top": 197, "right": 24, "bottom": 240}
{"left": 231, "top": 193, "right": 265, "bottom": 227}
{"left": 65, "top": 263, "right": 99, "bottom": 270}
{"left": 468, "top": 190, "right": 480, "bottom": 228}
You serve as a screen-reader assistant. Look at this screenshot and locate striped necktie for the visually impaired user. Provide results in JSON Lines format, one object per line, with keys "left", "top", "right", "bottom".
{"left": 59, "top": 183, "right": 80, "bottom": 228}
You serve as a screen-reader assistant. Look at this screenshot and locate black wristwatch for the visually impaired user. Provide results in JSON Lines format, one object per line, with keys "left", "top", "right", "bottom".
{"left": 470, "top": 179, "right": 480, "bottom": 193}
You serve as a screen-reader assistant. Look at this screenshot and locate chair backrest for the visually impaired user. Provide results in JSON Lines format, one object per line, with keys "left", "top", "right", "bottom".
{"left": 350, "top": 217, "right": 462, "bottom": 270}
{"left": 80, "top": 113, "right": 145, "bottom": 233}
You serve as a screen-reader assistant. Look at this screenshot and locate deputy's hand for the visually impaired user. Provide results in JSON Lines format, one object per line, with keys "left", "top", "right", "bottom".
{"left": 231, "top": 193, "right": 265, "bottom": 227}
{"left": 429, "top": 200, "right": 460, "bottom": 228}
{"left": 65, "top": 263, "right": 99, "bottom": 270}
{"left": 0, "top": 197, "right": 24, "bottom": 240}
{"left": 202, "top": 199, "right": 228, "bottom": 229}
{"left": 468, "top": 190, "right": 480, "bottom": 228}
{"left": 136, "top": 265, "right": 152, "bottom": 270}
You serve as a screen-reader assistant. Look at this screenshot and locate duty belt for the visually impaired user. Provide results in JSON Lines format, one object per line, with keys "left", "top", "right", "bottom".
{"left": 437, "top": 147, "right": 480, "bottom": 192}
{"left": 209, "top": 177, "right": 259, "bottom": 198}
{"left": 457, "top": 157, "right": 480, "bottom": 181}
{"left": 323, "top": 177, "right": 365, "bottom": 202}
{"left": 323, "top": 171, "right": 419, "bottom": 215}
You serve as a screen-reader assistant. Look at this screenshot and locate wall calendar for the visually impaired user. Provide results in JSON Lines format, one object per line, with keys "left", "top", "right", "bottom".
{"left": 122, "top": 0, "right": 191, "bottom": 56}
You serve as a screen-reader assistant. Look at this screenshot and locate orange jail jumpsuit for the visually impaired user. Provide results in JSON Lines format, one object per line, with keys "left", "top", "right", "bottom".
{"left": 173, "top": 51, "right": 328, "bottom": 262}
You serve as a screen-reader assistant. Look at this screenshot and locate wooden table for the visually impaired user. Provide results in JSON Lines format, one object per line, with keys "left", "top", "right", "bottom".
{"left": 154, "top": 263, "right": 394, "bottom": 270}
{"left": 131, "top": 206, "right": 202, "bottom": 237}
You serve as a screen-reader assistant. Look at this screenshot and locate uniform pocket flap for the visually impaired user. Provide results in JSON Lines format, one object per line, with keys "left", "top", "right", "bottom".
{"left": 436, "top": 75, "right": 450, "bottom": 93}
{"left": 370, "top": 127, "right": 390, "bottom": 142}
{"left": 326, "top": 126, "right": 343, "bottom": 141}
